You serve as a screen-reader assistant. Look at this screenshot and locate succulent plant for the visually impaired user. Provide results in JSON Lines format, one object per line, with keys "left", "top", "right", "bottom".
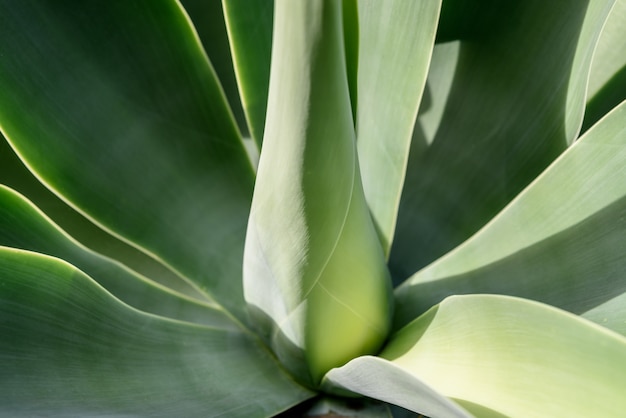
{"left": 1, "top": 0, "right": 626, "bottom": 416}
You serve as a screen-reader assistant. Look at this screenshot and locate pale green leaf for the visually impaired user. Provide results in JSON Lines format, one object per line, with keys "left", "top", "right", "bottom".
{"left": 390, "top": 0, "right": 614, "bottom": 279}
{"left": 586, "top": 0, "right": 626, "bottom": 99}
{"left": 243, "top": 0, "right": 392, "bottom": 385}
{"left": 583, "top": 292, "right": 626, "bottom": 336}
{"left": 355, "top": 0, "right": 441, "bottom": 256}
{"left": 323, "top": 356, "right": 470, "bottom": 418}
{"left": 0, "top": 184, "right": 234, "bottom": 328}
{"left": 382, "top": 295, "right": 626, "bottom": 417}
{"left": 223, "top": 0, "right": 273, "bottom": 147}
{"left": 395, "top": 100, "right": 626, "bottom": 327}
{"left": 0, "top": 1, "right": 255, "bottom": 322}
{"left": 584, "top": 0, "right": 626, "bottom": 130}
{"left": 0, "top": 247, "right": 313, "bottom": 417}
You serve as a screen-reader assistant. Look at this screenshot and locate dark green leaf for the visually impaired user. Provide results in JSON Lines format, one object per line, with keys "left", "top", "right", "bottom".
{"left": 0, "top": 1, "right": 255, "bottom": 321}
{"left": 0, "top": 247, "right": 313, "bottom": 417}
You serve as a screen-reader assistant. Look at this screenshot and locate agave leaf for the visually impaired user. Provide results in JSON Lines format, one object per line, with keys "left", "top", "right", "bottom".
{"left": 0, "top": 184, "right": 234, "bottom": 328}
{"left": 0, "top": 1, "right": 254, "bottom": 321}
{"left": 323, "top": 356, "right": 470, "bottom": 418}
{"left": 0, "top": 247, "right": 313, "bottom": 417}
{"left": 584, "top": 0, "right": 626, "bottom": 130}
{"left": 243, "top": 0, "right": 392, "bottom": 385}
{"left": 223, "top": 0, "right": 274, "bottom": 148}
{"left": 583, "top": 292, "right": 626, "bottom": 336}
{"left": 381, "top": 295, "right": 626, "bottom": 417}
{"left": 395, "top": 100, "right": 626, "bottom": 327}
{"left": 180, "top": 0, "right": 248, "bottom": 137}
{"left": 355, "top": 0, "right": 441, "bottom": 257}
{"left": 390, "top": 0, "right": 615, "bottom": 279}
{"left": 0, "top": 133, "right": 204, "bottom": 299}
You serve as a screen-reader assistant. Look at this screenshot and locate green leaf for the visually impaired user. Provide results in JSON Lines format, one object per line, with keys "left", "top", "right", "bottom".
{"left": 0, "top": 133, "right": 204, "bottom": 299}
{"left": 180, "top": 0, "right": 248, "bottom": 137}
{"left": 223, "top": 0, "right": 274, "bottom": 147}
{"left": 243, "top": 0, "right": 392, "bottom": 385}
{"left": 381, "top": 295, "right": 626, "bottom": 417}
{"left": 355, "top": 0, "right": 441, "bottom": 256}
{"left": 0, "top": 184, "right": 234, "bottom": 328}
{"left": 0, "top": 247, "right": 313, "bottom": 417}
{"left": 395, "top": 100, "right": 626, "bottom": 327}
{"left": 583, "top": 0, "right": 626, "bottom": 130}
{"left": 583, "top": 292, "right": 626, "bottom": 336}
{"left": 323, "top": 356, "right": 470, "bottom": 418}
{"left": 390, "top": 0, "right": 615, "bottom": 279}
{"left": 0, "top": 1, "right": 255, "bottom": 321}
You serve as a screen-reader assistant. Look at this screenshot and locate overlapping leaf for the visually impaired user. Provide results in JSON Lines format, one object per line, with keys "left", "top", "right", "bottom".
{"left": 379, "top": 295, "right": 626, "bottom": 417}
{"left": 0, "top": 133, "right": 203, "bottom": 299}
{"left": 0, "top": 247, "right": 312, "bottom": 416}
{"left": 0, "top": 184, "right": 231, "bottom": 327}
{"left": 584, "top": 0, "right": 626, "bottom": 130}
{"left": 395, "top": 100, "right": 626, "bottom": 328}
{"left": 390, "top": 0, "right": 615, "bottom": 279}
{"left": 0, "top": 1, "right": 254, "bottom": 321}
{"left": 323, "top": 356, "right": 470, "bottom": 418}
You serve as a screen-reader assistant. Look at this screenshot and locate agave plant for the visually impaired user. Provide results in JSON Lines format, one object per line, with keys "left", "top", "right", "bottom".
{"left": 1, "top": 0, "right": 626, "bottom": 416}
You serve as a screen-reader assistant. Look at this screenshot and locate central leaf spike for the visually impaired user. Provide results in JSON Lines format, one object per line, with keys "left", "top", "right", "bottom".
{"left": 243, "top": 0, "right": 393, "bottom": 386}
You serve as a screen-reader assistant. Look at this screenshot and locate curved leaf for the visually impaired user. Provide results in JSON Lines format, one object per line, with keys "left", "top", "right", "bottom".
{"left": 383, "top": 295, "right": 626, "bottom": 417}
{"left": 180, "top": 0, "right": 248, "bottom": 137}
{"left": 395, "top": 100, "right": 626, "bottom": 327}
{"left": 223, "top": 0, "right": 274, "bottom": 147}
{"left": 323, "top": 356, "right": 470, "bottom": 418}
{"left": 584, "top": 0, "right": 626, "bottom": 130}
{"left": 0, "top": 133, "right": 204, "bottom": 299}
{"left": 0, "top": 1, "right": 255, "bottom": 321}
{"left": 390, "top": 0, "right": 614, "bottom": 279}
{"left": 355, "top": 0, "right": 441, "bottom": 256}
{"left": 243, "top": 0, "right": 392, "bottom": 385}
{"left": 0, "top": 184, "right": 233, "bottom": 328}
{"left": 0, "top": 247, "right": 313, "bottom": 417}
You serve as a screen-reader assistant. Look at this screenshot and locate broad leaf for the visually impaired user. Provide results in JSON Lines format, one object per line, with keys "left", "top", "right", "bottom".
{"left": 0, "top": 184, "right": 233, "bottom": 328}
{"left": 223, "top": 0, "right": 274, "bottom": 147}
{"left": 390, "top": 0, "right": 615, "bottom": 279}
{"left": 323, "top": 356, "right": 470, "bottom": 418}
{"left": 355, "top": 0, "right": 441, "bottom": 256}
{"left": 381, "top": 295, "right": 626, "bottom": 417}
{"left": 395, "top": 100, "right": 626, "bottom": 327}
{"left": 243, "top": 0, "right": 392, "bottom": 385}
{"left": 0, "top": 247, "right": 313, "bottom": 417}
{"left": 0, "top": 1, "right": 254, "bottom": 321}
